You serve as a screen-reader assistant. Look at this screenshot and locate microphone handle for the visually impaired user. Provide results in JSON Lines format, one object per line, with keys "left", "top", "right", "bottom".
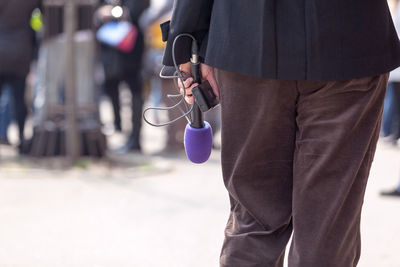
{"left": 190, "top": 60, "right": 204, "bottom": 129}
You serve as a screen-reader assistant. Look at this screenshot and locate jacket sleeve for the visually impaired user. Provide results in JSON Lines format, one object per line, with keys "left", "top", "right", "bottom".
{"left": 161, "top": 0, "right": 214, "bottom": 66}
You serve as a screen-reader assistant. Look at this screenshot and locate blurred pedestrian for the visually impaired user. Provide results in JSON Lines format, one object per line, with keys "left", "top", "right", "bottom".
{"left": 382, "top": 0, "right": 400, "bottom": 145}
{"left": 383, "top": 82, "right": 400, "bottom": 143}
{"left": 380, "top": 0, "right": 400, "bottom": 197}
{"left": 140, "top": 0, "right": 174, "bottom": 120}
{"left": 97, "top": 0, "right": 149, "bottom": 152}
{"left": 0, "top": 85, "right": 13, "bottom": 145}
{"left": 165, "top": 0, "right": 400, "bottom": 266}
{"left": 381, "top": 82, "right": 398, "bottom": 141}
{"left": 0, "top": 0, "right": 41, "bottom": 148}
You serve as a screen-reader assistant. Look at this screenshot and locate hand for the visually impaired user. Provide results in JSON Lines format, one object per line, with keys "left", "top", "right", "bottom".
{"left": 178, "top": 62, "right": 219, "bottom": 105}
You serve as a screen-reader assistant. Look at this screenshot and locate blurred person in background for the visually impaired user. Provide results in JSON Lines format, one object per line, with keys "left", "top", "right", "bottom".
{"left": 382, "top": 0, "right": 400, "bottom": 145}
{"left": 380, "top": 0, "right": 400, "bottom": 197}
{"left": 0, "top": 0, "right": 41, "bottom": 150}
{"left": 96, "top": 0, "right": 149, "bottom": 153}
{"left": 381, "top": 82, "right": 399, "bottom": 144}
{"left": 140, "top": 0, "right": 173, "bottom": 116}
{"left": 0, "top": 85, "right": 13, "bottom": 145}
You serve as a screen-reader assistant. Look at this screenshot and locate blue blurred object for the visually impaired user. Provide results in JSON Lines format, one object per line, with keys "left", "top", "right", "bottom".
{"left": 0, "top": 85, "right": 14, "bottom": 143}
{"left": 382, "top": 82, "right": 398, "bottom": 137}
{"left": 96, "top": 20, "right": 137, "bottom": 52}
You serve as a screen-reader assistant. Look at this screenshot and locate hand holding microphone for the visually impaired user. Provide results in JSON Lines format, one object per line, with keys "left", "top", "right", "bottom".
{"left": 143, "top": 34, "right": 219, "bottom": 164}
{"left": 178, "top": 63, "right": 219, "bottom": 105}
{"left": 178, "top": 44, "right": 220, "bottom": 164}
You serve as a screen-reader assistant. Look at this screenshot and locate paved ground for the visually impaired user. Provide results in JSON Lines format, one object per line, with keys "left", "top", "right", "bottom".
{"left": 0, "top": 119, "right": 399, "bottom": 266}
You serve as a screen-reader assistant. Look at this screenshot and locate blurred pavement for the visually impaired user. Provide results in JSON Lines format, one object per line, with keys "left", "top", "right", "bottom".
{"left": 0, "top": 119, "right": 399, "bottom": 266}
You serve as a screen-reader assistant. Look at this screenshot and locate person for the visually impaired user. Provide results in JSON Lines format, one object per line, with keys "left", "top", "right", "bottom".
{"left": 98, "top": 0, "right": 149, "bottom": 152}
{"left": 0, "top": 85, "right": 13, "bottom": 145}
{"left": 0, "top": 0, "right": 41, "bottom": 148}
{"left": 389, "top": 82, "right": 400, "bottom": 141}
{"left": 161, "top": 1, "right": 400, "bottom": 266}
{"left": 380, "top": 0, "right": 400, "bottom": 198}
{"left": 382, "top": 0, "right": 400, "bottom": 144}
{"left": 381, "top": 82, "right": 399, "bottom": 142}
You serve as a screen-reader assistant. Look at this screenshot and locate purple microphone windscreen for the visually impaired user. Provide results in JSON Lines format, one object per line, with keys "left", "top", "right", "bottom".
{"left": 184, "top": 121, "right": 213, "bottom": 164}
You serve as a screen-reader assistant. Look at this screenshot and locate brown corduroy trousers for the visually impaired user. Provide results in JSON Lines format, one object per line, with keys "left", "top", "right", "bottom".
{"left": 217, "top": 70, "right": 388, "bottom": 267}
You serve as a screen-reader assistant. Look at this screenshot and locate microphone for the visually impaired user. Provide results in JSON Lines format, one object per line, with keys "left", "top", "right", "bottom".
{"left": 144, "top": 34, "right": 218, "bottom": 163}
{"left": 184, "top": 41, "right": 213, "bottom": 164}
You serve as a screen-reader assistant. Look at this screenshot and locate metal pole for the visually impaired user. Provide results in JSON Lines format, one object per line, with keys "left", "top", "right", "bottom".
{"left": 64, "top": 0, "right": 80, "bottom": 163}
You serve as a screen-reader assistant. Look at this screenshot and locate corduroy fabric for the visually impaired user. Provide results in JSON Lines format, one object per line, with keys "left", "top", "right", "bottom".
{"left": 217, "top": 70, "right": 388, "bottom": 267}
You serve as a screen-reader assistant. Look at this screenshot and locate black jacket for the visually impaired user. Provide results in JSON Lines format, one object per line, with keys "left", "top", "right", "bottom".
{"left": 0, "top": 0, "right": 41, "bottom": 76}
{"left": 162, "top": 0, "right": 400, "bottom": 81}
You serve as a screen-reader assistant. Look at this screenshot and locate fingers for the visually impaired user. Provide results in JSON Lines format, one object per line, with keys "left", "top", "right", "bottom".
{"left": 178, "top": 62, "right": 220, "bottom": 105}
{"left": 180, "top": 77, "right": 193, "bottom": 90}
{"left": 179, "top": 82, "right": 199, "bottom": 105}
{"left": 184, "top": 94, "right": 193, "bottom": 105}
{"left": 178, "top": 76, "right": 194, "bottom": 98}
{"left": 176, "top": 70, "right": 195, "bottom": 104}
{"left": 179, "top": 62, "right": 191, "bottom": 74}
{"left": 178, "top": 62, "right": 196, "bottom": 104}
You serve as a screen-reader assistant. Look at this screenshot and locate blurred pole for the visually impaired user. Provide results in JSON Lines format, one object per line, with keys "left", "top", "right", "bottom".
{"left": 64, "top": 0, "right": 80, "bottom": 163}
